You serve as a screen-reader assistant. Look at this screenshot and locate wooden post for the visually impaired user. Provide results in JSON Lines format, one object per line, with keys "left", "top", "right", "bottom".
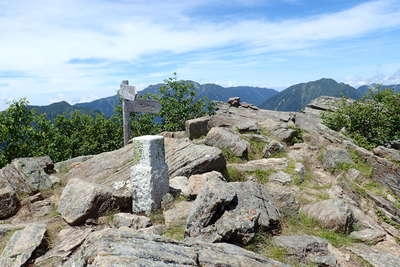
{"left": 121, "top": 80, "right": 132, "bottom": 146}
{"left": 118, "top": 80, "right": 161, "bottom": 146}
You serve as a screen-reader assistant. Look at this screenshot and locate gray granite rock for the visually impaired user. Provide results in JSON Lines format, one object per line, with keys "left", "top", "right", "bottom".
{"left": 58, "top": 179, "right": 129, "bottom": 225}
{"left": 348, "top": 245, "right": 400, "bottom": 267}
{"left": 185, "top": 116, "right": 210, "bottom": 140}
{"left": 165, "top": 138, "right": 227, "bottom": 178}
{"left": 0, "top": 156, "right": 56, "bottom": 195}
{"left": 186, "top": 181, "right": 280, "bottom": 245}
{"left": 204, "top": 127, "right": 250, "bottom": 157}
{"left": 164, "top": 201, "right": 192, "bottom": 227}
{"left": 0, "top": 185, "right": 19, "bottom": 219}
{"left": 263, "top": 140, "right": 285, "bottom": 158}
{"left": 301, "top": 199, "right": 354, "bottom": 233}
{"left": 62, "top": 228, "right": 289, "bottom": 267}
{"left": 323, "top": 148, "right": 353, "bottom": 170}
{"left": 273, "top": 235, "right": 337, "bottom": 266}
{"left": 349, "top": 228, "right": 386, "bottom": 244}
{"left": 109, "top": 213, "right": 152, "bottom": 229}
{"left": 269, "top": 171, "right": 292, "bottom": 185}
{"left": 0, "top": 223, "right": 47, "bottom": 266}
{"left": 228, "top": 158, "right": 288, "bottom": 175}
{"left": 35, "top": 227, "right": 93, "bottom": 266}
{"left": 169, "top": 176, "right": 188, "bottom": 193}
{"left": 185, "top": 171, "right": 225, "bottom": 197}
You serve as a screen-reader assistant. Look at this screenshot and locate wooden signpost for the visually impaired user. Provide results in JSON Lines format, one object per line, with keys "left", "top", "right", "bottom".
{"left": 119, "top": 80, "right": 161, "bottom": 146}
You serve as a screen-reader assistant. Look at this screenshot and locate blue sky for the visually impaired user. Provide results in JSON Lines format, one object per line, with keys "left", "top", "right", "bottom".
{"left": 1, "top": 0, "right": 400, "bottom": 110}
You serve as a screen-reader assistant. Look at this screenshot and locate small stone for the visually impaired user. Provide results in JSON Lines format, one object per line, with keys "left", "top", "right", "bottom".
{"left": 294, "top": 162, "right": 305, "bottom": 182}
{"left": 185, "top": 116, "right": 210, "bottom": 140}
{"left": 110, "top": 213, "right": 152, "bottom": 229}
{"left": 169, "top": 176, "right": 188, "bottom": 193}
{"left": 263, "top": 140, "right": 285, "bottom": 158}
{"left": 300, "top": 199, "right": 354, "bottom": 233}
{"left": 185, "top": 171, "right": 225, "bottom": 197}
{"left": 228, "top": 97, "right": 241, "bottom": 107}
{"left": 204, "top": 127, "right": 250, "bottom": 158}
{"left": 323, "top": 148, "right": 353, "bottom": 170}
{"left": 0, "top": 186, "right": 19, "bottom": 219}
{"left": 161, "top": 193, "right": 175, "bottom": 209}
{"left": 350, "top": 228, "right": 386, "bottom": 244}
{"left": 131, "top": 135, "right": 169, "bottom": 213}
{"left": 164, "top": 201, "right": 192, "bottom": 227}
{"left": 272, "top": 235, "right": 337, "bottom": 266}
{"left": 228, "top": 158, "right": 288, "bottom": 173}
{"left": 269, "top": 171, "right": 292, "bottom": 185}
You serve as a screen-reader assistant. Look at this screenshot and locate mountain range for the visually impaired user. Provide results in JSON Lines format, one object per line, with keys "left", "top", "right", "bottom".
{"left": 29, "top": 82, "right": 278, "bottom": 119}
{"left": 29, "top": 79, "right": 400, "bottom": 119}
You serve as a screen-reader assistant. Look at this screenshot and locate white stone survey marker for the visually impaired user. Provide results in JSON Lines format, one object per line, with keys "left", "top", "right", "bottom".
{"left": 131, "top": 135, "right": 169, "bottom": 213}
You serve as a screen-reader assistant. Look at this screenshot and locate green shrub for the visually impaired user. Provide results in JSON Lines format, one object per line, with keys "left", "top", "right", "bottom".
{"left": 322, "top": 88, "right": 400, "bottom": 150}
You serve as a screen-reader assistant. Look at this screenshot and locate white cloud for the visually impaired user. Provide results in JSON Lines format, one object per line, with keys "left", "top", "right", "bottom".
{"left": 0, "top": 0, "right": 399, "bottom": 105}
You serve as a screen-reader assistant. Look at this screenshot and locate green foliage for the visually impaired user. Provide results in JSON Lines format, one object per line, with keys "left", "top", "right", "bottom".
{"left": 322, "top": 88, "right": 400, "bottom": 150}
{"left": 156, "top": 73, "right": 215, "bottom": 132}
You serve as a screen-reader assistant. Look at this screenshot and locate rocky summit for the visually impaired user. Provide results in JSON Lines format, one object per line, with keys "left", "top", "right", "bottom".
{"left": 1, "top": 96, "right": 400, "bottom": 266}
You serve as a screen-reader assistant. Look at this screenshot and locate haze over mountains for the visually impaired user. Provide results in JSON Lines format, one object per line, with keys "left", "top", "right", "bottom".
{"left": 29, "top": 79, "right": 400, "bottom": 119}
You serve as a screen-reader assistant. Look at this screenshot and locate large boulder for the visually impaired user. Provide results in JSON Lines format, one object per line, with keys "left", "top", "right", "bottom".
{"left": 322, "top": 148, "right": 353, "bottom": 170}
{"left": 273, "top": 235, "right": 337, "bottom": 267}
{"left": 186, "top": 181, "right": 280, "bottom": 245}
{"left": 63, "top": 229, "right": 289, "bottom": 267}
{"left": 61, "top": 137, "right": 226, "bottom": 199}
{"left": 185, "top": 116, "right": 210, "bottom": 140}
{"left": 0, "top": 223, "right": 47, "bottom": 266}
{"left": 165, "top": 138, "right": 227, "bottom": 178}
{"left": 0, "top": 185, "right": 19, "bottom": 219}
{"left": 58, "top": 179, "right": 130, "bottom": 225}
{"left": 0, "top": 156, "right": 57, "bottom": 195}
{"left": 300, "top": 199, "right": 354, "bottom": 233}
{"left": 204, "top": 127, "right": 250, "bottom": 157}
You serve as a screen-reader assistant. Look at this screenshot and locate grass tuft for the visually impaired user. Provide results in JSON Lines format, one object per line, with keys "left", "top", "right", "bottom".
{"left": 282, "top": 213, "right": 357, "bottom": 248}
{"left": 226, "top": 167, "right": 274, "bottom": 184}
{"left": 163, "top": 225, "right": 185, "bottom": 241}
{"left": 221, "top": 148, "right": 246, "bottom": 163}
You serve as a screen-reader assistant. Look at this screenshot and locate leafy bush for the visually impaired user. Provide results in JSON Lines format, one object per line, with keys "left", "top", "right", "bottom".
{"left": 322, "top": 88, "right": 400, "bottom": 150}
{"left": 156, "top": 73, "right": 215, "bottom": 132}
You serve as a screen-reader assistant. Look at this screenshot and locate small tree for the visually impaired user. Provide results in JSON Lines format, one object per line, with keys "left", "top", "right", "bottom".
{"left": 156, "top": 73, "right": 215, "bottom": 132}
{"left": 322, "top": 87, "right": 400, "bottom": 150}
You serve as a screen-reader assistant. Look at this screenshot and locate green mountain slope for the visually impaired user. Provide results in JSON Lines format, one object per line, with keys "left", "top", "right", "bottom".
{"left": 260, "top": 78, "right": 359, "bottom": 111}
{"left": 358, "top": 84, "right": 400, "bottom": 97}
{"left": 28, "top": 101, "right": 98, "bottom": 120}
